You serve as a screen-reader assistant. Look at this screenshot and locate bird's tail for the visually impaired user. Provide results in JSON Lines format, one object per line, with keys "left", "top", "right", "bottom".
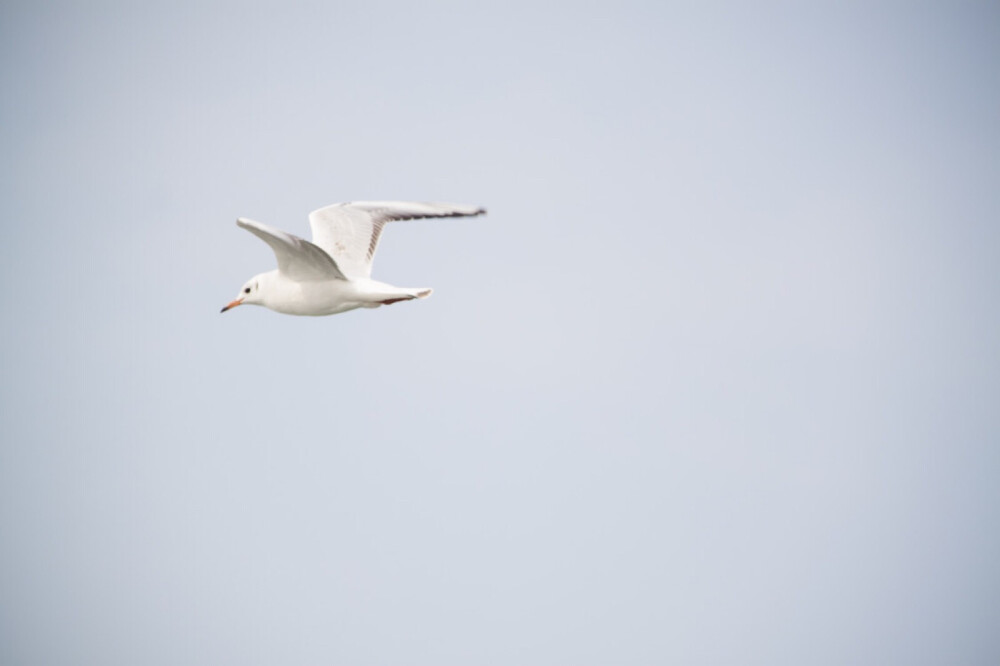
{"left": 376, "top": 287, "right": 432, "bottom": 306}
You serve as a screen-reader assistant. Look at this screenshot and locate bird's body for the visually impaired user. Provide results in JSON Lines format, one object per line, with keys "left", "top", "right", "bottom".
{"left": 249, "top": 271, "right": 431, "bottom": 316}
{"left": 222, "top": 201, "right": 484, "bottom": 317}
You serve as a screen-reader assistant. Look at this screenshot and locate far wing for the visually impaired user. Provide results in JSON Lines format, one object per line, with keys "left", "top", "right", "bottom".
{"left": 307, "top": 201, "right": 486, "bottom": 279}
{"left": 236, "top": 217, "right": 346, "bottom": 281}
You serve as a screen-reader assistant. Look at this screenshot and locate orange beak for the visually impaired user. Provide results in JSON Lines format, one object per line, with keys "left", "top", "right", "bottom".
{"left": 220, "top": 298, "right": 243, "bottom": 313}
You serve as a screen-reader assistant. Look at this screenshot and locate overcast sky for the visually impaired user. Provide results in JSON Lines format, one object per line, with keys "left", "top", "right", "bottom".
{"left": 1, "top": 1, "right": 998, "bottom": 664}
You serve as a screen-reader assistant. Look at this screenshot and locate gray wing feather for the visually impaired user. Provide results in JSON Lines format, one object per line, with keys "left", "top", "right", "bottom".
{"left": 236, "top": 217, "right": 346, "bottom": 281}
{"left": 308, "top": 201, "right": 486, "bottom": 279}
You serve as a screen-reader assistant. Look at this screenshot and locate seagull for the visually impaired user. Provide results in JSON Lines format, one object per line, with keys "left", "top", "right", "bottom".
{"left": 221, "top": 201, "right": 485, "bottom": 316}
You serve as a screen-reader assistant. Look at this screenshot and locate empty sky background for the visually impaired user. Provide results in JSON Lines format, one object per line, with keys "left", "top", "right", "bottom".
{"left": 1, "top": 1, "right": 998, "bottom": 664}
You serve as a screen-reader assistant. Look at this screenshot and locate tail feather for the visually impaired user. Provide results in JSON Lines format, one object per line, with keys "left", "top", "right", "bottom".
{"left": 377, "top": 288, "right": 432, "bottom": 306}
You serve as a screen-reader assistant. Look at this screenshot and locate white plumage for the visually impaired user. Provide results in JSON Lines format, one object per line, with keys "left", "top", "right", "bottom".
{"left": 222, "top": 201, "right": 485, "bottom": 316}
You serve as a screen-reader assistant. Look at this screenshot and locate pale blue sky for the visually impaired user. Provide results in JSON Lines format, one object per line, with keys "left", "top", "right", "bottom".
{"left": 1, "top": 1, "right": 998, "bottom": 664}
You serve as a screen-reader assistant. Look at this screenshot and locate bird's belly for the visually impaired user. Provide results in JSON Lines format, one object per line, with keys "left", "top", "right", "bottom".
{"left": 270, "top": 280, "right": 366, "bottom": 316}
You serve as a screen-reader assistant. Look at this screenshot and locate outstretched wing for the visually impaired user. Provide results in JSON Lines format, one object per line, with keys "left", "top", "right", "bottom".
{"left": 236, "top": 217, "right": 346, "bottom": 281}
{"left": 307, "top": 201, "right": 486, "bottom": 279}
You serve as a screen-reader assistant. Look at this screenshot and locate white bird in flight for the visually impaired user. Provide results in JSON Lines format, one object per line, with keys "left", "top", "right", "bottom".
{"left": 221, "top": 201, "right": 485, "bottom": 316}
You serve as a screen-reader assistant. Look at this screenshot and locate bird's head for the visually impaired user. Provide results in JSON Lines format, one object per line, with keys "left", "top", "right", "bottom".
{"left": 220, "top": 275, "right": 265, "bottom": 312}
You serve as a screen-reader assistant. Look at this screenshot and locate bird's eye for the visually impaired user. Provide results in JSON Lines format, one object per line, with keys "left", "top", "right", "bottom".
{"left": 244, "top": 287, "right": 251, "bottom": 294}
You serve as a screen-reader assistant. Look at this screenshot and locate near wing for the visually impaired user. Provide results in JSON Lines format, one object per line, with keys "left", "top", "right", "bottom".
{"left": 307, "top": 201, "right": 486, "bottom": 279}
{"left": 236, "top": 217, "right": 346, "bottom": 281}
